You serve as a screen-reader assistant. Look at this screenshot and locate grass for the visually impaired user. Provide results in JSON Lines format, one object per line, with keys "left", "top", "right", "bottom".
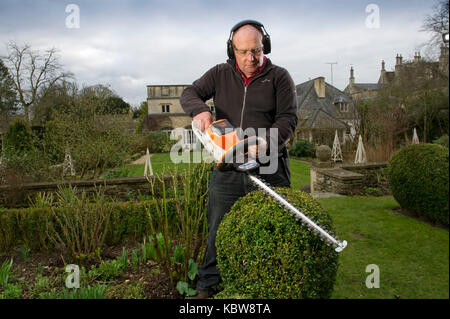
{"left": 288, "top": 159, "right": 311, "bottom": 190}
{"left": 106, "top": 152, "right": 311, "bottom": 188}
{"left": 103, "top": 152, "right": 214, "bottom": 178}
{"left": 316, "top": 196, "right": 449, "bottom": 299}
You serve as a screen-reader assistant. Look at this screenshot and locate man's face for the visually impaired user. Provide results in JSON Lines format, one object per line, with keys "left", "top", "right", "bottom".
{"left": 232, "top": 25, "right": 264, "bottom": 78}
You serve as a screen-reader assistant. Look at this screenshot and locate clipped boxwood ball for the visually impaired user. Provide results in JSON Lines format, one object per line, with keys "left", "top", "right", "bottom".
{"left": 216, "top": 188, "right": 339, "bottom": 299}
{"left": 387, "top": 143, "right": 449, "bottom": 226}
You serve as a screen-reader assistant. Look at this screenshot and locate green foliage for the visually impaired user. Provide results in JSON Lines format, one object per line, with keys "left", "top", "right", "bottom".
{"left": 3, "top": 118, "right": 34, "bottom": 157}
{"left": 131, "top": 249, "right": 140, "bottom": 269}
{"left": 433, "top": 134, "right": 449, "bottom": 148}
{"left": 0, "top": 258, "right": 13, "bottom": 288}
{"left": 289, "top": 139, "right": 315, "bottom": 158}
{"left": 43, "top": 100, "right": 133, "bottom": 178}
{"left": 0, "top": 193, "right": 181, "bottom": 253}
{"left": 105, "top": 283, "right": 145, "bottom": 299}
{"left": 39, "top": 284, "right": 107, "bottom": 299}
{"left": 387, "top": 143, "right": 449, "bottom": 226}
{"left": 46, "top": 186, "right": 112, "bottom": 260}
{"left": 143, "top": 162, "right": 212, "bottom": 288}
{"left": 216, "top": 188, "right": 339, "bottom": 299}
{"left": 176, "top": 280, "right": 197, "bottom": 297}
{"left": 129, "top": 131, "right": 177, "bottom": 155}
{"left": 176, "top": 259, "right": 199, "bottom": 297}
{"left": 364, "top": 187, "right": 383, "bottom": 197}
{"left": 88, "top": 259, "right": 126, "bottom": 281}
{"left": 0, "top": 59, "right": 17, "bottom": 118}
{"left": 0, "top": 283, "right": 22, "bottom": 299}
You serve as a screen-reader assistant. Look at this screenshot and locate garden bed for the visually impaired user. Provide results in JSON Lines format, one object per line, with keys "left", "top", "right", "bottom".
{"left": 0, "top": 241, "right": 181, "bottom": 299}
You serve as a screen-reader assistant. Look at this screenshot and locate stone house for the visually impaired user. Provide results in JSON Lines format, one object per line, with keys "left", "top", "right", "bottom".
{"left": 145, "top": 84, "right": 214, "bottom": 149}
{"left": 295, "top": 77, "right": 357, "bottom": 147}
{"left": 344, "top": 46, "right": 449, "bottom": 101}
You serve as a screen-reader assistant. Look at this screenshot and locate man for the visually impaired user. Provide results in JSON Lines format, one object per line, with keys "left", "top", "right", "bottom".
{"left": 180, "top": 20, "right": 298, "bottom": 298}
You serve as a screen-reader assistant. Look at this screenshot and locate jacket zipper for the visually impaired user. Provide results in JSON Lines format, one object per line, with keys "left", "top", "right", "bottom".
{"left": 235, "top": 64, "right": 271, "bottom": 129}
{"left": 239, "top": 86, "right": 247, "bottom": 129}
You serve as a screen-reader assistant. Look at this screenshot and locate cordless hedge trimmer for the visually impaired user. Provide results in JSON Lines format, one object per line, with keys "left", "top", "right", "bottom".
{"left": 192, "top": 119, "right": 347, "bottom": 252}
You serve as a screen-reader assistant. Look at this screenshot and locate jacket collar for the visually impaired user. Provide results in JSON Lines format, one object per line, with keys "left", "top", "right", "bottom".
{"left": 227, "top": 57, "right": 273, "bottom": 81}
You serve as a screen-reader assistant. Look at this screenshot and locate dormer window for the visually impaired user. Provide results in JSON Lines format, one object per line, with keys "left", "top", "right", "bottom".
{"left": 333, "top": 96, "right": 349, "bottom": 113}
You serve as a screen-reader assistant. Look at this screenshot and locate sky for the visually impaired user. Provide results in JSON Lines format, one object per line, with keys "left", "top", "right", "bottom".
{"left": 0, "top": 0, "right": 441, "bottom": 107}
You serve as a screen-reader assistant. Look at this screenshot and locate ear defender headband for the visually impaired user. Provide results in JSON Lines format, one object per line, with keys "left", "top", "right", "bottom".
{"left": 227, "top": 19, "right": 271, "bottom": 59}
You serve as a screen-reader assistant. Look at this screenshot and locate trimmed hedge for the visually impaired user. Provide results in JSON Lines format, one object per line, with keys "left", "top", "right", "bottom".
{"left": 0, "top": 199, "right": 178, "bottom": 252}
{"left": 216, "top": 188, "right": 339, "bottom": 299}
{"left": 387, "top": 143, "right": 449, "bottom": 226}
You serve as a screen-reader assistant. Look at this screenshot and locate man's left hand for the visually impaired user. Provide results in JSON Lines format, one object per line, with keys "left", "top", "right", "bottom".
{"left": 248, "top": 137, "right": 267, "bottom": 159}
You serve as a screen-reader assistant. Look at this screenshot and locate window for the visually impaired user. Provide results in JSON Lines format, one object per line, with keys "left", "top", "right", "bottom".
{"left": 210, "top": 105, "right": 215, "bottom": 112}
{"left": 340, "top": 102, "right": 349, "bottom": 113}
{"left": 161, "top": 104, "right": 170, "bottom": 113}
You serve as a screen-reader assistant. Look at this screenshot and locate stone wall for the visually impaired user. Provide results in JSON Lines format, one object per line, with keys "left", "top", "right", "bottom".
{"left": 0, "top": 175, "right": 173, "bottom": 207}
{"left": 310, "top": 162, "right": 387, "bottom": 195}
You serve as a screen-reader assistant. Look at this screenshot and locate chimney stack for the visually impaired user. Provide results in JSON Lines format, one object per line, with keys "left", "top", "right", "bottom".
{"left": 349, "top": 66, "right": 355, "bottom": 86}
{"left": 314, "top": 77, "right": 326, "bottom": 98}
{"left": 395, "top": 54, "right": 403, "bottom": 75}
{"left": 395, "top": 54, "right": 403, "bottom": 66}
{"left": 414, "top": 52, "right": 421, "bottom": 63}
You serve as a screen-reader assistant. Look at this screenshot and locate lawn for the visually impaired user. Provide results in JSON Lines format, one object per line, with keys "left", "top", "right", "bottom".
{"left": 318, "top": 196, "right": 449, "bottom": 299}
{"left": 103, "top": 152, "right": 214, "bottom": 178}
{"left": 106, "top": 153, "right": 311, "bottom": 190}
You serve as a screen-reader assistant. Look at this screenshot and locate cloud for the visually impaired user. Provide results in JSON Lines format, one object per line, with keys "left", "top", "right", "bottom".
{"left": 0, "top": 0, "right": 438, "bottom": 106}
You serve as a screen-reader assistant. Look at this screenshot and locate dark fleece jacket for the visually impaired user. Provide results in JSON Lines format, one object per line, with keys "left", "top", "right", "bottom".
{"left": 180, "top": 58, "right": 298, "bottom": 155}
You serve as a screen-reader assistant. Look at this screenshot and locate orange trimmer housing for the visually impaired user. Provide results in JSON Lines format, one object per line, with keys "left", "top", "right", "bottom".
{"left": 206, "top": 119, "right": 259, "bottom": 171}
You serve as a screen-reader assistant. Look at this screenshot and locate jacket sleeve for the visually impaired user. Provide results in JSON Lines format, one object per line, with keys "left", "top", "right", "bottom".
{"left": 180, "top": 65, "right": 217, "bottom": 118}
{"left": 266, "top": 68, "right": 298, "bottom": 154}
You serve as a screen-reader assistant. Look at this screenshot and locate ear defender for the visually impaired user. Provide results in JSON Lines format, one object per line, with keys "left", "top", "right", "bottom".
{"left": 227, "top": 19, "right": 271, "bottom": 59}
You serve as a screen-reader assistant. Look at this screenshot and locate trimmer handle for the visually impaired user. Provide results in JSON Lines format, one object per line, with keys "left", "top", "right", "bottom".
{"left": 218, "top": 136, "right": 260, "bottom": 172}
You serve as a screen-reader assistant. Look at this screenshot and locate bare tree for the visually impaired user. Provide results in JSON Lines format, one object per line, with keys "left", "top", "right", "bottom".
{"left": 2, "top": 41, "right": 73, "bottom": 123}
{"left": 420, "top": 0, "right": 449, "bottom": 56}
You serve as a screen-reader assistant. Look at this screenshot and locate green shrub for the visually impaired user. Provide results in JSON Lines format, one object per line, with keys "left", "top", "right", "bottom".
{"left": 387, "top": 143, "right": 449, "bottom": 226}
{"left": 289, "top": 139, "right": 315, "bottom": 158}
{"left": 0, "top": 198, "right": 178, "bottom": 253}
{"left": 433, "top": 135, "right": 449, "bottom": 149}
{"left": 216, "top": 188, "right": 339, "bottom": 299}
{"left": 129, "top": 131, "right": 177, "bottom": 155}
{"left": 3, "top": 118, "right": 35, "bottom": 157}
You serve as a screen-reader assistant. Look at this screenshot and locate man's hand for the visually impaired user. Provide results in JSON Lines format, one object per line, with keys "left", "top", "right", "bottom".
{"left": 248, "top": 137, "right": 267, "bottom": 159}
{"left": 193, "top": 111, "right": 212, "bottom": 131}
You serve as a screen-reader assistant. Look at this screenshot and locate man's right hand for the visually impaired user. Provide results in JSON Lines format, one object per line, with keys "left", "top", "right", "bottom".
{"left": 193, "top": 111, "right": 212, "bottom": 131}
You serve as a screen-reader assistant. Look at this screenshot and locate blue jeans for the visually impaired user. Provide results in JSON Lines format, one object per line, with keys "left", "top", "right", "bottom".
{"left": 196, "top": 156, "right": 291, "bottom": 291}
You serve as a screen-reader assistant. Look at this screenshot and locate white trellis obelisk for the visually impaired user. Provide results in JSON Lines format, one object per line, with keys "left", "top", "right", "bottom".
{"left": 354, "top": 135, "right": 367, "bottom": 164}
{"left": 412, "top": 127, "right": 420, "bottom": 144}
{"left": 144, "top": 148, "right": 153, "bottom": 177}
{"left": 331, "top": 130, "right": 343, "bottom": 162}
{"left": 63, "top": 148, "right": 76, "bottom": 176}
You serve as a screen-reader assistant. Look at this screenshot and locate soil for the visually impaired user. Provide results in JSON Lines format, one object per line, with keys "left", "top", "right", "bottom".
{"left": 0, "top": 241, "right": 182, "bottom": 299}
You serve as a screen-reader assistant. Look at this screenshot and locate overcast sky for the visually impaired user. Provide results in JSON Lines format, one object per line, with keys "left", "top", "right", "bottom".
{"left": 0, "top": 0, "right": 440, "bottom": 107}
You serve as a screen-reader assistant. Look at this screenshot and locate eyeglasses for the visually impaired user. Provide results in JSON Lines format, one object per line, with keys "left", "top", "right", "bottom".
{"left": 233, "top": 45, "right": 263, "bottom": 56}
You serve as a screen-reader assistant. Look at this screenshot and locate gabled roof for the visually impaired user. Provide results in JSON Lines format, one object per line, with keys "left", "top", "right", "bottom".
{"left": 295, "top": 78, "right": 354, "bottom": 130}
